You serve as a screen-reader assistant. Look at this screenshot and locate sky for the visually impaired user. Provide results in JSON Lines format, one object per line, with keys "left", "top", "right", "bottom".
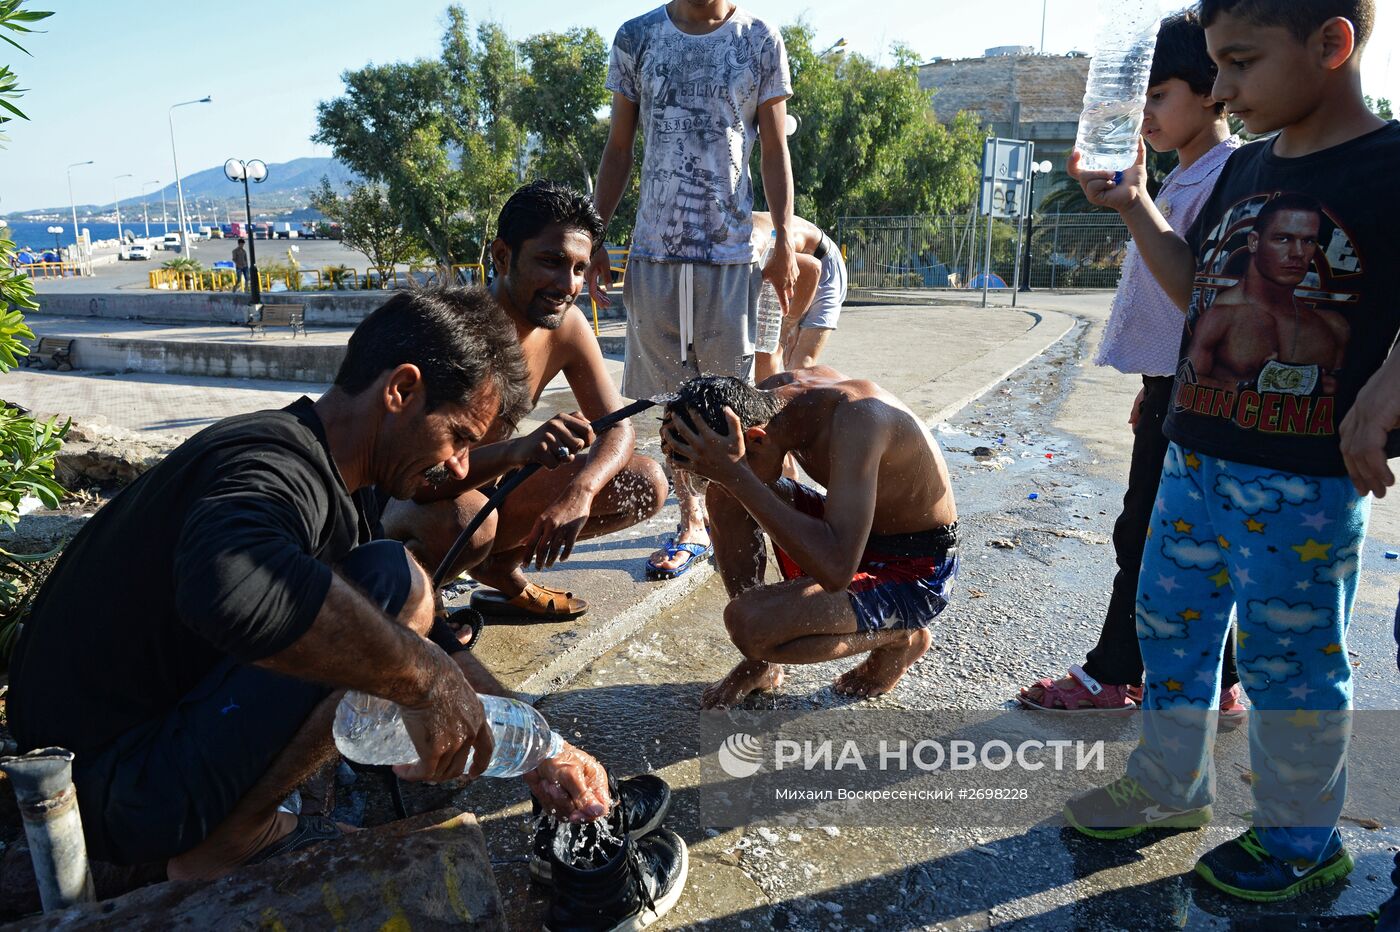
{"left": 1, "top": 0, "right": 1396, "bottom": 213}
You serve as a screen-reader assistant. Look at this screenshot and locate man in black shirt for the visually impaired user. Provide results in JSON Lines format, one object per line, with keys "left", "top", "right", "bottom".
{"left": 8, "top": 286, "right": 611, "bottom": 879}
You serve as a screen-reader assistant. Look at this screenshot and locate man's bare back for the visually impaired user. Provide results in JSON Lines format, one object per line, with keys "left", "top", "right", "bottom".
{"left": 763, "top": 367, "right": 957, "bottom": 534}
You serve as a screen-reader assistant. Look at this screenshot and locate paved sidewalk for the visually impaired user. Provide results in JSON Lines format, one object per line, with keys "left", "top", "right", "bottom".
{"left": 6, "top": 301, "right": 1075, "bottom": 696}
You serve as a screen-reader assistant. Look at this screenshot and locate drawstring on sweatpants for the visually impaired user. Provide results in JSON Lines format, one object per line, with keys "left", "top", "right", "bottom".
{"left": 678, "top": 263, "right": 694, "bottom": 363}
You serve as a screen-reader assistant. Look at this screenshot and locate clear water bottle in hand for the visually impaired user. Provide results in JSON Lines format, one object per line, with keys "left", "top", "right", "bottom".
{"left": 333, "top": 690, "right": 565, "bottom": 778}
{"left": 1075, "top": 0, "right": 1163, "bottom": 172}
{"left": 756, "top": 230, "right": 783, "bottom": 355}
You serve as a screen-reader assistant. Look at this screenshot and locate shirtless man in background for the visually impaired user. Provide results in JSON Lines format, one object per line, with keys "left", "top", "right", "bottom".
{"left": 662, "top": 370, "right": 959, "bottom": 708}
{"left": 751, "top": 211, "right": 848, "bottom": 381}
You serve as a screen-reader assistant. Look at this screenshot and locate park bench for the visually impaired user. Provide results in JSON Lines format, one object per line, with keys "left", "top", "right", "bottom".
{"left": 245, "top": 304, "right": 306, "bottom": 338}
{"left": 22, "top": 337, "right": 75, "bottom": 371}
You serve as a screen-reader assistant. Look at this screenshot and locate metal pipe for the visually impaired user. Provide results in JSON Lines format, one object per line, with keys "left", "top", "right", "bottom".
{"left": 0, "top": 748, "right": 96, "bottom": 912}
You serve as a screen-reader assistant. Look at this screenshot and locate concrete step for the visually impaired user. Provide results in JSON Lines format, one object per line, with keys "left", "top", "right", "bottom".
{"left": 22, "top": 315, "right": 626, "bottom": 383}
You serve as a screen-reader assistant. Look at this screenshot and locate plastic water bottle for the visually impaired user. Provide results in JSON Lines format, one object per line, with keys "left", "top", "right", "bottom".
{"left": 1075, "top": 0, "right": 1164, "bottom": 172}
{"left": 332, "top": 690, "right": 565, "bottom": 778}
{"left": 756, "top": 230, "right": 783, "bottom": 354}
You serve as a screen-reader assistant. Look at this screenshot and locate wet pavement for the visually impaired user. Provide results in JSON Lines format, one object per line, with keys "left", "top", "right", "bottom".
{"left": 444, "top": 311, "right": 1400, "bottom": 930}
{"left": 9, "top": 289, "right": 1398, "bottom": 928}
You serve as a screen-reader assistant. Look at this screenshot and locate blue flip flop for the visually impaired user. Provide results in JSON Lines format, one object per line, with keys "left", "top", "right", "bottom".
{"left": 645, "top": 538, "right": 713, "bottom": 580}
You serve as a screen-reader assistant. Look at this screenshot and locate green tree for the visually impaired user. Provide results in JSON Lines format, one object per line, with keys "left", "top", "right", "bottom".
{"left": 516, "top": 28, "right": 611, "bottom": 193}
{"left": 768, "top": 25, "right": 984, "bottom": 230}
{"left": 310, "top": 178, "right": 425, "bottom": 279}
{"left": 1, "top": 0, "right": 65, "bottom": 660}
{"left": 313, "top": 6, "right": 520, "bottom": 269}
{"left": 1366, "top": 95, "right": 1394, "bottom": 120}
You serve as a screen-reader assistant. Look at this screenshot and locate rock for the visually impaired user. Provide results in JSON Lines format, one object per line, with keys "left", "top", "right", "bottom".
{"left": 971, "top": 446, "right": 995, "bottom": 458}
{"left": 988, "top": 538, "right": 1020, "bottom": 550}
{"left": 11, "top": 808, "right": 506, "bottom": 930}
{"left": 54, "top": 429, "right": 181, "bottom": 490}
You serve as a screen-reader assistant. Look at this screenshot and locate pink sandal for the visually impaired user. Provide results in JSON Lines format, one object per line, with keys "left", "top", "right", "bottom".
{"left": 1017, "top": 665, "right": 1141, "bottom": 712}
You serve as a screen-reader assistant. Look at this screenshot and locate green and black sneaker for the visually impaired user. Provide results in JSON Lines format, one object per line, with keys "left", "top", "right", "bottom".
{"left": 1194, "top": 828, "right": 1354, "bottom": 903}
{"left": 1063, "top": 775, "right": 1212, "bottom": 840}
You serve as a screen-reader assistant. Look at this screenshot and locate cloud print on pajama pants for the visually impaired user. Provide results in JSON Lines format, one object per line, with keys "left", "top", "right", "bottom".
{"left": 1127, "top": 442, "right": 1370, "bottom": 865}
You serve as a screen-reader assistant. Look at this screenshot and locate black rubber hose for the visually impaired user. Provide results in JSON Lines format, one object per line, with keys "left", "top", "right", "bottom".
{"left": 430, "top": 397, "right": 660, "bottom": 589}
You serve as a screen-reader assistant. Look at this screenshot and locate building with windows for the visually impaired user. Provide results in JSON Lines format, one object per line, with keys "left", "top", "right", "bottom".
{"left": 918, "top": 51, "right": 1090, "bottom": 209}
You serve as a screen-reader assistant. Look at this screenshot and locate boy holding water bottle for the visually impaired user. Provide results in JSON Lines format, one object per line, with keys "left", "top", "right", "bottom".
{"left": 1065, "top": 0, "right": 1400, "bottom": 902}
{"left": 1017, "top": 9, "right": 1243, "bottom": 716}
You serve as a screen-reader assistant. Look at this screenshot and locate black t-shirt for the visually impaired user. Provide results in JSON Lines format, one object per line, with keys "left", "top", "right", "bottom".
{"left": 9, "top": 398, "right": 375, "bottom": 756}
{"left": 1167, "top": 122, "right": 1400, "bottom": 476}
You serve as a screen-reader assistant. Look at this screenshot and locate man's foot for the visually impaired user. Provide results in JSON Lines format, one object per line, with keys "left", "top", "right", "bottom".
{"left": 1063, "top": 775, "right": 1212, "bottom": 840}
{"left": 1194, "top": 828, "right": 1354, "bottom": 902}
{"left": 701, "top": 661, "right": 784, "bottom": 709}
{"left": 832, "top": 629, "right": 932, "bottom": 698}
{"left": 647, "top": 526, "right": 711, "bottom": 577}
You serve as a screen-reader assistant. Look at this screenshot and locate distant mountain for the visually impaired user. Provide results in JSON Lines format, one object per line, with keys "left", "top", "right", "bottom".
{"left": 5, "top": 157, "right": 362, "bottom": 219}
{"left": 168, "top": 157, "right": 361, "bottom": 201}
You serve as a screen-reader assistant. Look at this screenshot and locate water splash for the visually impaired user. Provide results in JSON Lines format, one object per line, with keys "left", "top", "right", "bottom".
{"left": 646, "top": 391, "right": 679, "bottom": 406}
{"left": 546, "top": 794, "right": 626, "bottom": 869}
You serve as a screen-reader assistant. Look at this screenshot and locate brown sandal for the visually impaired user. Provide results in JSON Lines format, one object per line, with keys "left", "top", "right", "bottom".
{"left": 471, "top": 582, "right": 588, "bottom": 620}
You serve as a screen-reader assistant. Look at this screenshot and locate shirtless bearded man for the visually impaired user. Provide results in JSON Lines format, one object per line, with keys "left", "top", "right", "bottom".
{"left": 661, "top": 371, "right": 959, "bottom": 708}
{"left": 385, "top": 181, "right": 667, "bottom": 620}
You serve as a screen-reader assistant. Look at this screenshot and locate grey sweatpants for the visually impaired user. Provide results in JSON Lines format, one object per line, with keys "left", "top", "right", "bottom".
{"left": 621, "top": 258, "right": 762, "bottom": 401}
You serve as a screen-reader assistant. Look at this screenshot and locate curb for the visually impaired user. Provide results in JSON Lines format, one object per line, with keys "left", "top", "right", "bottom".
{"left": 515, "top": 558, "right": 716, "bottom": 703}
{"left": 522, "top": 303, "right": 1080, "bottom": 702}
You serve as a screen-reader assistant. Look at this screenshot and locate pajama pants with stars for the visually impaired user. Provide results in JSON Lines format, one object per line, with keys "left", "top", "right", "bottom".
{"left": 1126, "top": 443, "right": 1369, "bottom": 865}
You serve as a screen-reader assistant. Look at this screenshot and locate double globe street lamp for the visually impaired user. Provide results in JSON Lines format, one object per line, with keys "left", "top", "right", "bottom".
{"left": 224, "top": 158, "right": 267, "bottom": 304}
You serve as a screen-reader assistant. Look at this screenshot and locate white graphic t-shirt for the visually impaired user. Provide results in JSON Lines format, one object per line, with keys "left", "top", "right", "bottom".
{"left": 607, "top": 5, "right": 791, "bottom": 264}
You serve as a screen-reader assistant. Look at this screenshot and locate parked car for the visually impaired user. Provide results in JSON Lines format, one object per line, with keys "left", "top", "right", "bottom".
{"left": 126, "top": 243, "right": 153, "bottom": 261}
{"left": 160, "top": 232, "right": 183, "bottom": 251}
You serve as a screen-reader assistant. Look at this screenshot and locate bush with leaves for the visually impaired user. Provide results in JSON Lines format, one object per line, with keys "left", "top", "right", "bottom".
{"left": 1, "top": 1, "right": 65, "bottom": 663}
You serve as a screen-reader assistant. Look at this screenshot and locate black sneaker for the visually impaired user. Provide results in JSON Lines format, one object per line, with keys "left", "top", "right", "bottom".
{"left": 1064, "top": 775, "right": 1212, "bottom": 839}
{"left": 543, "top": 824, "right": 688, "bottom": 932}
{"left": 531, "top": 774, "right": 671, "bottom": 883}
{"left": 1195, "top": 828, "right": 1354, "bottom": 902}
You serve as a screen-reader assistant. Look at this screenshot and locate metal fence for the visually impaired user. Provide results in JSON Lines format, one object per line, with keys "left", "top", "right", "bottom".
{"left": 836, "top": 212, "right": 1132, "bottom": 291}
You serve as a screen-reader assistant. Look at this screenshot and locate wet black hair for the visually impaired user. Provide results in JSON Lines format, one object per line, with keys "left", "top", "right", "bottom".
{"left": 334, "top": 285, "right": 532, "bottom": 427}
{"left": 1150, "top": 10, "right": 1225, "bottom": 113}
{"left": 668, "top": 376, "right": 785, "bottom": 435}
{"left": 495, "top": 179, "right": 606, "bottom": 259}
{"left": 1254, "top": 192, "right": 1325, "bottom": 236}
{"left": 1199, "top": 0, "right": 1374, "bottom": 48}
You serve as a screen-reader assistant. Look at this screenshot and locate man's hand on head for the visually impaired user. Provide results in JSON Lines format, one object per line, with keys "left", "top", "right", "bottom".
{"left": 524, "top": 742, "right": 610, "bottom": 823}
{"left": 661, "top": 406, "right": 747, "bottom": 484}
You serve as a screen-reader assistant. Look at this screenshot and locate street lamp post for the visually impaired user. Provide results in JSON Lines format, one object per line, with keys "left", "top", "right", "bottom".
{"left": 1019, "top": 160, "right": 1054, "bottom": 292}
{"left": 140, "top": 180, "right": 160, "bottom": 239}
{"left": 113, "top": 173, "right": 133, "bottom": 243}
{"left": 160, "top": 185, "right": 169, "bottom": 234}
{"left": 46, "top": 225, "right": 62, "bottom": 254}
{"left": 169, "top": 96, "right": 212, "bottom": 252}
{"left": 65, "top": 160, "right": 93, "bottom": 269}
{"left": 225, "top": 158, "right": 268, "bottom": 305}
